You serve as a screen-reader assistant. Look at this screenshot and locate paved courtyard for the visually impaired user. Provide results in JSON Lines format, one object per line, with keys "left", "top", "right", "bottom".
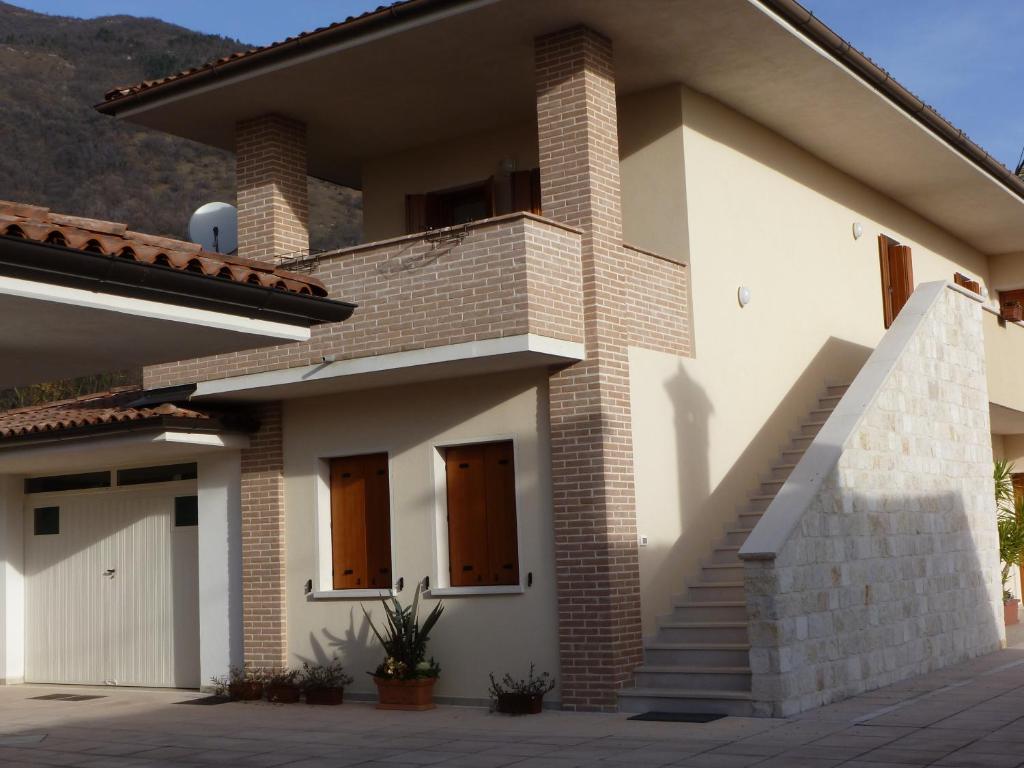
{"left": 2, "top": 632, "right": 1024, "bottom": 767}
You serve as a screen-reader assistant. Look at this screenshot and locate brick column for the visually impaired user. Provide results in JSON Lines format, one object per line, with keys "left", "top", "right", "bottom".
{"left": 536, "top": 26, "right": 642, "bottom": 711}
{"left": 235, "top": 114, "right": 309, "bottom": 263}
{"left": 240, "top": 402, "right": 287, "bottom": 669}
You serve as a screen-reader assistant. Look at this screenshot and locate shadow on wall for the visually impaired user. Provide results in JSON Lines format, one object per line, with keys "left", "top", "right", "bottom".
{"left": 748, "top": 489, "right": 1003, "bottom": 717}
{"left": 638, "top": 336, "right": 872, "bottom": 634}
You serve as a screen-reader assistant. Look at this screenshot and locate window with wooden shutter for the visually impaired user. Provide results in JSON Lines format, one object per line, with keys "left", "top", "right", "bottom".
{"left": 330, "top": 453, "right": 392, "bottom": 590}
{"left": 510, "top": 168, "right": 542, "bottom": 215}
{"left": 444, "top": 440, "right": 520, "bottom": 587}
{"left": 878, "top": 235, "right": 914, "bottom": 329}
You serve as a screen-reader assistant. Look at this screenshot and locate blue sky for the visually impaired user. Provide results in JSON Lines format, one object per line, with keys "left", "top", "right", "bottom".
{"left": 15, "top": 1, "right": 1024, "bottom": 170}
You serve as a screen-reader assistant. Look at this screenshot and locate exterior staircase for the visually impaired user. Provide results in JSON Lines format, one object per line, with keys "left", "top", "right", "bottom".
{"left": 618, "top": 382, "right": 850, "bottom": 716}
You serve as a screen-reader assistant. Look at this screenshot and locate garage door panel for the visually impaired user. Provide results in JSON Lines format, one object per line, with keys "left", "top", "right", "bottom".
{"left": 25, "top": 488, "right": 199, "bottom": 688}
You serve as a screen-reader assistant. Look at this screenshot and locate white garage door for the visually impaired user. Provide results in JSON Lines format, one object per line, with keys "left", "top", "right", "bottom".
{"left": 24, "top": 482, "right": 200, "bottom": 688}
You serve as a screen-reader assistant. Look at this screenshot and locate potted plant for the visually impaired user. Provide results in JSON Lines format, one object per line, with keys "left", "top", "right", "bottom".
{"left": 1002, "top": 301, "right": 1024, "bottom": 323}
{"left": 995, "top": 460, "right": 1024, "bottom": 624}
{"left": 265, "top": 668, "right": 301, "bottom": 703}
{"left": 362, "top": 583, "right": 444, "bottom": 710}
{"left": 299, "top": 658, "right": 353, "bottom": 705}
{"left": 211, "top": 666, "right": 266, "bottom": 702}
{"left": 489, "top": 663, "right": 555, "bottom": 715}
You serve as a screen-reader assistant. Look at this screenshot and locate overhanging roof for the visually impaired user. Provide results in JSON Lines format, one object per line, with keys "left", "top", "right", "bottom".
{"left": 0, "top": 201, "right": 356, "bottom": 388}
{"left": 98, "top": 0, "right": 1024, "bottom": 255}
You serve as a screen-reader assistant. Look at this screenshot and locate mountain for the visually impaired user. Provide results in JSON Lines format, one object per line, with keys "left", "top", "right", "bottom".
{"left": 0, "top": 1, "right": 361, "bottom": 250}
{"left": 0, "top": 2, "right": 362, "bottom": 409}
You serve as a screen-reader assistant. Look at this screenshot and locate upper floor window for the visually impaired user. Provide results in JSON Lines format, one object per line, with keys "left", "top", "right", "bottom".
{"left": 878, "top": 235, "right": 914, "bottom": 329}
{"left": 405, "top": 169, "right": 541, "bottom": 234}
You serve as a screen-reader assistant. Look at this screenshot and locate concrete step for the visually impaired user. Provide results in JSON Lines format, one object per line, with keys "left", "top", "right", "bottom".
{"left": 780, "top": 447, "right": 806, "bottom": 463}
{"left": 687, "top": 582, "right": 744, "bottom": 602}
{"left": 643, "top": 642, "right": 750, "bottom": 667}
{"left": 807, "top": 408, "right": 834, "bottom": 421}
{"left": 655, "top": 621, "right": 748, "bottom": 644}
{"left": 798, "top": 420, "right": 826, "bottom": 437}
{"left": 818, "top": 394, "right": 842, "bottom": 408}
{"left": 789, "top": 435, "right": 814, "bottom": 451}
{"left": 724, "top": 528, "right": 757, "bottom": 548}
{"left": 709, "top": 546, "right": 742, "bottom": 564}
{"left": 748, "top": 495, "right": 775, "bottom": 512}
{"left": 736, "top": 511, "right": 763, "bottom": 528}
{"left": 618, "top": 686, "right": 754, "bottom": 716}
{"left": 632, "top": 665, "right": 752, "bottom": 692}
{"left": 825, "top": 383, "right": 851, "bottom": 397}
{"left": 759, "top": 479, "right": 784, "bottom": 495}
{"left": 767, "top": 463, "right": 796, "bottom": 481}
{"left": 669, "top": 600, "right": 747, "bottom": 622}
{"left": 701, "top": 563, "right": 745, "bottom": 583}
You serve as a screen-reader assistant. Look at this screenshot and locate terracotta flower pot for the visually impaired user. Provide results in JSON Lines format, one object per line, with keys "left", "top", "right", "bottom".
{"left": 266, "top": 683, "right": 301, "bottom": 703}
{"left": 1002, "top": 303, "right": 1024, "bottom": 323}
{"left": 373, "top": 676, "right": 437, "bottom": 710}
{"left": 1005, "top": 599, "right": 1020, "bottom": 626}
{"left": 305, "top": 687, "right": 345, "bottom": 705}
{"left": 228, "top": 681, "right": 264, "bottom": 701}
{"left": 495, "top": 692, "right": 544, "bottom": 715}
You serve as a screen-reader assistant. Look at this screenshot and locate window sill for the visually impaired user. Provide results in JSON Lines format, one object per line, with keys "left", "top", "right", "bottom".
{"left": 426, "top": 585, "right": 524, "bottom": 597}
{"left": 309, "top": 588, "right": 395, "bottom": 600}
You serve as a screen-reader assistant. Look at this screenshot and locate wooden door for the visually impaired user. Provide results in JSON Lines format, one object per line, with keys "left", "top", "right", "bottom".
{"left": 330, "top": 454, "right": 392, "bottom": 589}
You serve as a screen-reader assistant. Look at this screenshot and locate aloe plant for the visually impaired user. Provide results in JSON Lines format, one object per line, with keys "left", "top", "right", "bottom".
{"left": 362, "top": 582, "right": 443, "bottom": 680}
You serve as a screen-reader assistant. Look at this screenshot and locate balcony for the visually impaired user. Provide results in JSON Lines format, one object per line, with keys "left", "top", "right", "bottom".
{"left": 145, "top": 213, "right": 585, "bottom": 398}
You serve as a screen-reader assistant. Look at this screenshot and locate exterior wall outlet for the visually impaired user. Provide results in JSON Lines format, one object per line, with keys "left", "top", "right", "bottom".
{"left": 638, "top": 535, "right": 649, "bottom": 547}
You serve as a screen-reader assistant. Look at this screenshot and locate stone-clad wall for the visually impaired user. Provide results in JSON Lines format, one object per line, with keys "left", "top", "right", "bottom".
{"left": 743, "top": 283, "right": 1003, "bottom": 717}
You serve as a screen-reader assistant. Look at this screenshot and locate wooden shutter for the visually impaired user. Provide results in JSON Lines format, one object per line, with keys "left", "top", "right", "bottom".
{"left": 445, "top": 445, "right": 489, "bottom": 586}
{"left": 510, "top": 169, "right": 542, "bottom": 215}
{"left": 330, "top": 453, "right": 392, "bottom": 590}
{"left": 483, "top": 442, "right": 519, "bottom": 585}
{"left": 405, "top": 194, "right": 427, "bottom": 234}
{"left": 878, "top": 235, "right": 914, "bottom": 329}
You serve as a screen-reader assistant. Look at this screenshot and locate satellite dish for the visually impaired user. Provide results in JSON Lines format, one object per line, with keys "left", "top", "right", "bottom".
{"left": 188, "top": 202, "right": 238, "bottom": 254}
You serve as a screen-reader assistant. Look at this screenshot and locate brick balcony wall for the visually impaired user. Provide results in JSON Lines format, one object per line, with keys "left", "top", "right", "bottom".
{"left": 143, "top": 213, "right": 584, "bottom": 389}
{"left": 623, "top": 244, "right": 691, "bottom": 358}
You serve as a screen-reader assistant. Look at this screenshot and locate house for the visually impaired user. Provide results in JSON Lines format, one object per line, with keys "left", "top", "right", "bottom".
{"left": 0, "top": 0, "right": 1018, "bottom": 717}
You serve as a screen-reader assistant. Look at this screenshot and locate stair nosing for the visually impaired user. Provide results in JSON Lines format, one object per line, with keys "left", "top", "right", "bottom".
{"left": 659, "top": 621, "right": 747, "bottom": 628}
{"left": 619, "top": 687, "right": 753, "bottom": 700}
{"left": 635, "top": 665, "right": 751, "bottom": 674}
{"left": 672, "top": 600, "right": 746, "bottom": 607}
{"left": 645, "top": 642, "right": 750, "bottom": 649}
{"left": 690, "top": 581, "right": 744, "bottom": 588}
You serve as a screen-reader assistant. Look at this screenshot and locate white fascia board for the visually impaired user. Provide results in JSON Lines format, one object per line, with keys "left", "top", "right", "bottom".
{"left": 0, "top": 275, "right": 310, "bottom": 342}
{"left": 193, "top": 334, "right": 586, "bottom": 399}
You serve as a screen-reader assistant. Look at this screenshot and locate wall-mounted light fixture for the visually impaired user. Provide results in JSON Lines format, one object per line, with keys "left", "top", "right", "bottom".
{"left": 737, "top": 286, "right": 752, "bottom": 307}
{"left": 852, "top": 222, "right": 864, "bottom": 240}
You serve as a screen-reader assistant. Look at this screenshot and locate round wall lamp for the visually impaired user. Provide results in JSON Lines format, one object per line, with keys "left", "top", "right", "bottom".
{"left": 852, "top": 222, "right": 864, "bottom": 240}
{"left": 737, "top": 286, "right": 752, "bottom": 307}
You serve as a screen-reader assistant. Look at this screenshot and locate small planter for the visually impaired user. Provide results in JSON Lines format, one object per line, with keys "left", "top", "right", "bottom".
{"left": 1003, "top": 302, "right": 1024, "bottom": 323}
{"left": 228, "top": 681, "right": 264, "bottom": 701}
{"left": 1006, "top": 599, "right": 1020, "bottom": 626}
{"left": 374, "top": 677, "right": 437, "bottom": 711}
{"left": 495, "top": 692, "right": 544, "bottom": 715}
{"left": 266, "top": 683, "right": 301, "bottom": 703}
{"left": 305, "top": 687, "right": 345, "bottom": 706}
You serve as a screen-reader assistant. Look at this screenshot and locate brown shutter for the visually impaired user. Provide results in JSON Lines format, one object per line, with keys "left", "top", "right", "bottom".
{"left": 483, "top": 442, "right": 519, "bottom": 585}
{"left": 878, "top": 235, "right": 913, "bottom": 329}
{"left": 445, "top": 445, "right": 488, "bottom": 586}
{"left": 510, "top": 169, "right": 543, "bottom": 215}
{"left": 330, "top": 453, "right": 392, "bottom": 590}
{"left": 405, "top": 194, "right": 427, "bottom": 234}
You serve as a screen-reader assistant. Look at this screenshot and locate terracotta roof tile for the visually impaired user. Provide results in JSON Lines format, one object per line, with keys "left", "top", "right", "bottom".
{"left": 0, "top": 387, "right": 214, "bottom": 440}
{"left": 0, "top": 200, "right": 328, "bottom": 297}
{"left": 102, "top": 0, "right": 418, "bottom": 104}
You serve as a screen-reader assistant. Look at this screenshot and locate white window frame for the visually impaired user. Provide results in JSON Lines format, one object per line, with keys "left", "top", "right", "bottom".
{"left": 310, "top": 449, "right": 398, "bottom": 600}
{"left": 428, "top": 434, "right": 525, "bottom": 597}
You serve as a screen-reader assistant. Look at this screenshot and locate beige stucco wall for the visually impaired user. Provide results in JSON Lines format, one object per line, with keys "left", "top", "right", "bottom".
{"left": 360, "top": 122, "right": 538, "bottom": 242}
{"left": 282, "top": 370, "right": 560, "bottom": 704}
{"left": 625, "top": 83, "right": 997, "bottom": 635}
{"left": 983, "top": 308, "right": 1024, "bottom": 414}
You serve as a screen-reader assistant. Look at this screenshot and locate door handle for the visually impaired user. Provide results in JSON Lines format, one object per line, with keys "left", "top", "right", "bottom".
{"left": 103, "top": 568, "right": 116, "bottom": 578}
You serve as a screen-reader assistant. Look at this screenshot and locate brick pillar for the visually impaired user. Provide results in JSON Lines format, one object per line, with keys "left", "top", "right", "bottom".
{"left": 240, "top": 402, "right": 287, "bottom": 669}
{"left": 536, "top": 27, "right": 642, "bottom": 711}
{"left": 235, "top": 114, "right": 309, "bottom": 263}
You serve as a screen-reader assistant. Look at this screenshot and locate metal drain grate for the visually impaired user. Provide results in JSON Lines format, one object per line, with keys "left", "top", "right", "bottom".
{"left": 628, "top": 711, "right": 727, "bottom": 723}
{"left": 30, "top": 694, "right": 105, "bottom": 702}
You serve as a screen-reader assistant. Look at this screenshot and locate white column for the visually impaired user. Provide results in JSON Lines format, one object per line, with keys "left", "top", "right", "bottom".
{"left": 0, "top": 476, "right": 24, "bottom": 685}
{"left": 197, "top": 454, "right": 242, "bottom": 686}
